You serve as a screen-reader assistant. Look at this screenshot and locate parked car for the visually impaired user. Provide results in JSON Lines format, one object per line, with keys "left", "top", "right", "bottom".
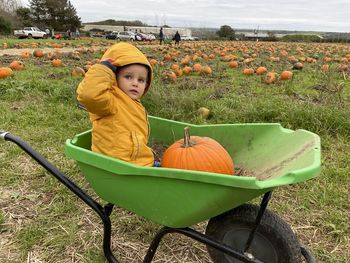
{"left": 135, "top": 33, "right": 151, "bottom": 41}
{"left": 148, "top": 34, "right": 156, "bottom": 41}
{"left": 181, "top": 35, "right": 195, "bottom": 41}
{"left": 14, "top": 27, "right": 47, "bottom": 39}
{"left": 116, "top": 31, "right": 137, "bottom": 41}
{"left": 105, "top": 31, "right": 119, "bottom": 40}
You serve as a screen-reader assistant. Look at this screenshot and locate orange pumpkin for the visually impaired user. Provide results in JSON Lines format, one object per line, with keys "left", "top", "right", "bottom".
{"left": 20, "top": 51, "right": 31, "bottom": 59}
{"left": 321, "top": 64, "right": 330, "bottom": 73}
{"left": 256, "top": 66, "right": 267, "bottom": 75}
{"left": 182, "top": 66, "right": 192, "bottom": 75}
{"left": 171, "top": 63, "right": 180, "bottom": 71}
{"left": 9, "top": 60, "right": 25, "bottom": 71}
{"left": 193, "top": 63, "right": 202, "bottom": 72}
{"left": 293, "top": 62, "right": 303, "bottom": 70}
{"left": 228, "top": 61, "right": 239, "bottom": 68}
{"left": 33, "top": 49, "right": 44, "bottom": 58}
{"left": 201, "top": 66, "right": 212, "bottom": 75}
{"left": 71, "top": 66, "right": 85, "bottom": 77}
{"left": 265, "top": 72, "right": 277, "bottom": 84}
{"left": 173, "top": 68, "right": 183, "bottom": 77}
{"left": 339, "top": 64, "right": 349, "bottom": 72}
{"left": 280, "top": 70, "right": 293, "bottom": 80}
{"left": 149, "top": 59, "right": 158, "bottom": 66}
{"left": 243, "top": 68, "right": 254, "bottom": 75}
{"left": 52, "top": 59, "right": 62, "bottom": 67}
{"left": 0, "top": 67, "right": 13, "bottom": 79}
{"left": 180, "top": 57, "right": 190, "bottom": 65}
{"left": 163, "top": 70, "right": 177, "bottom": 81}
{"left": 161, "top": 127, "right": 234, "bottom": 175}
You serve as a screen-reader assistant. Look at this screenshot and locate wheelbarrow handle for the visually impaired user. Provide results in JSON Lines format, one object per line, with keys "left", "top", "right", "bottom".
{"left": 0, "top": 130, "right": 9, "bottom": 140}
{"left": 1, "top": 131, "right": 118, "bottom": 263}
{"left": 1, "top": 131, "right": 102, "bottom": 210}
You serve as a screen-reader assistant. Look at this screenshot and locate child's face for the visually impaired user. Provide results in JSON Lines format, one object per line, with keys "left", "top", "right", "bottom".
{"left": 116, "top": 64, "right": 148, "bottom": 100}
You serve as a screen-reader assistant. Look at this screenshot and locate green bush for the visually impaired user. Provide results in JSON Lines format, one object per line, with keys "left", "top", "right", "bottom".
{"left": 0, "top": 16, "right": 12, "bottom": 34}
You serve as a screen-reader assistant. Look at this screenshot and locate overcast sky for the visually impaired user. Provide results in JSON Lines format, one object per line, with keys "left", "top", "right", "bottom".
{"left": 21, "top": 0, "right": 350, "bottom": 32}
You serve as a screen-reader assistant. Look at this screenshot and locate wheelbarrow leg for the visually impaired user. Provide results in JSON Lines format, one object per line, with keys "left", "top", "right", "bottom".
{"left": 1, "top": 132, "right": 119, "bottom": 263}
{"left": 143, "top": 227, "right": 264, "bottom": 263}
{"left": 243, "top": 191, "right": 272, "bottom": 253}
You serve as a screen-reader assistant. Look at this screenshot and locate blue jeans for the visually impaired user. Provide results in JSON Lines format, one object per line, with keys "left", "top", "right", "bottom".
{"left": 154, "top": 161, "right": 161, "bottom": 167}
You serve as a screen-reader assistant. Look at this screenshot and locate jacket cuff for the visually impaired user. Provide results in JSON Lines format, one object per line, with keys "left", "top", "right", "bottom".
{"left": 100, "top": 61, "right": 117, "bottom": 74}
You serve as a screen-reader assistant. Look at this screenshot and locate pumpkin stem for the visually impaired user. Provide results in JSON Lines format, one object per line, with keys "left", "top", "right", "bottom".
{"left": 183, "top": 127, "right": 192, "bottom": 147}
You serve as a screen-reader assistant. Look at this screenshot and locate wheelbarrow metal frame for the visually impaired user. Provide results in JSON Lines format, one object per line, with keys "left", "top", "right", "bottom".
{"left": 0, "top": 131, "right": 316, "bottom": 263}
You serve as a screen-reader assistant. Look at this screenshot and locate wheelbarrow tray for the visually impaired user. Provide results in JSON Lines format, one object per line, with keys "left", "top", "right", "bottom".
{"left": 64, "top": 116, "right": 320, "bottom": 228}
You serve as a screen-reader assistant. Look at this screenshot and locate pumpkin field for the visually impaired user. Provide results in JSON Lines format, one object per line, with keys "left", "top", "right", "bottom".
{"left": 0, "top": 38, "right": 349, "bottom": 262}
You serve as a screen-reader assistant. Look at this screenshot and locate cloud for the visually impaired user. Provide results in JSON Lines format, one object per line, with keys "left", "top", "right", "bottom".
{"left": 21, "top": 0, "right": 350, "bottom": 32}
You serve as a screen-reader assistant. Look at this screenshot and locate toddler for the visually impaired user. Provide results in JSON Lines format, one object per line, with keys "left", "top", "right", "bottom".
{"left": 77, "top": 42, "right": 155, "bottom": 166}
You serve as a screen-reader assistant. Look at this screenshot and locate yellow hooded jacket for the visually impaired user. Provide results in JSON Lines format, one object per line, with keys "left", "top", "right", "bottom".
{"left": 77, "top": 43, "right": 154, "bottom": 166}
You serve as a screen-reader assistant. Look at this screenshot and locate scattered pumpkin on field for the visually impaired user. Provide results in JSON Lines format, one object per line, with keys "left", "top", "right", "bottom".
{"left": 339, "top": 64, "right": 349, "bottom": 72}
{"left": 182, "top": 66, "right": 192, "bottom": 75}
{"left": 228, "top": 61, "right": 239, "bottom": 68}
{"left": 193, "top": 63, "right": 202, "bottom": 73}
{"left": 171, "top": 63, "right": 180, "bottom": 71}
{"left": 0, "top": 67, "right": 13, "bottom": 79}
{"left": 149, "top": 59, "right": 158, "bottom": 66}
{"left": 20, "top": 51, "right": 31, "bottom": 59}
{"left": 71, "top": 66, "right": 85, "bottom": 77}
{"left": 256, "top": 66, "right": 267, "bottom": 75}
{"left": 265, "top": 72, "right": 277, "bottom": 84}
{"left": 321, "top": 64, "right": 330, "bottom": 73}
{"left": 280, "top": 70, "right": 293, "bottom": 80}
{"left": 243, "top": 68, "right": 254, "bottom": 75}
{"left": 163, "top": 70, "right": 177, "bottom": 81}
{"left": 52, "top": 59, "right": 63, "bottom": 67}
{"left": 161, "top": 127, "right": 234, "bottom": 175}
{"left": 201, "top": 66, "right": 212, "bottom": 75}
{"left": 33, "top": 49, "right": 44, "bottom": 58}
{"left": 293, "top": 62, "right": 303, "bottom": 70}
{"left": 9, "top": 60, "right": 25, "bottom": 71}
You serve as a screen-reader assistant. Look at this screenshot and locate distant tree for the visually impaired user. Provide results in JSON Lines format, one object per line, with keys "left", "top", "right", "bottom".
{"left": 17, "top": 0, "right": 81, "bottom": 30}
{"left": 216, "top": 25, "right": 235, "bottom": 40}
{"left": 15, "top": 7, "right": 31, "bottom": 26}
{"left": 266, "top": 31, "right": 277, "bottom": 41}
{"left": 86, "top": 19, "right": 149, "bottom": 27}
{"left": 0, "top": 0, "right": 22, "bottom": 30}
{"left": 0, "top": 0, "right": 20, "bottom": 12}
{"left": 282, "top": 34, "right": 322, "bottom": 43}
{"left": 0, "top": 15, "right": 12, "bottom": 34}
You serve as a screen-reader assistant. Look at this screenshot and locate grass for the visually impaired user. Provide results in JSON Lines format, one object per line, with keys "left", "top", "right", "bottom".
{"left": 0, "top": 39, "right": 349, "bottom": 262}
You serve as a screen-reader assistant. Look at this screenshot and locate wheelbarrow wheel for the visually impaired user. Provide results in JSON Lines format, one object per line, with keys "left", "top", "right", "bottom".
{"left": 205, "top": 204, "right": 301, "bottom": 263}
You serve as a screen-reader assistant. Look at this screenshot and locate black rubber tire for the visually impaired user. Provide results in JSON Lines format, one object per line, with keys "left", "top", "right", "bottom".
{"left": 27, "top": 34, "right": 32, "bottom": 39}
{"left": 205, "top": 204, "right": 301, "bottom": 263}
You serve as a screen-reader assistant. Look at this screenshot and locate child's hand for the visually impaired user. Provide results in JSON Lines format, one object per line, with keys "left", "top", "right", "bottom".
{"left": 100, "top": 58, "right": 117, "bottom": 73}
{"left": 101, "top": 58, "right": 114, "bottom": 63}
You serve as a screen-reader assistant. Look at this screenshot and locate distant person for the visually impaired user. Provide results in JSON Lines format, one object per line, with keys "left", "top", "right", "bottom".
{"left": 67, "top": 29, "right": 71, "bottom": 39}
{"left": 76, "top": 28, "right": 80, "bottom": 39}
{"left": 173, "top": 31, "right": 181, "bottom": 45}
{"left": 159, "top": 27, "right": 164, "bottom": 45}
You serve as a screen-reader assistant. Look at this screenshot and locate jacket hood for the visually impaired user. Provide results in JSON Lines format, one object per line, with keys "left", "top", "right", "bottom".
{"left": 101, "top": 42, "right": 153, "bottom": 94}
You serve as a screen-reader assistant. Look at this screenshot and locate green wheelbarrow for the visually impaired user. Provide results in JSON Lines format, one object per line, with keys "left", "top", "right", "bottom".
{"left": 1, "top": 116, "right": 320, "bottom": 263}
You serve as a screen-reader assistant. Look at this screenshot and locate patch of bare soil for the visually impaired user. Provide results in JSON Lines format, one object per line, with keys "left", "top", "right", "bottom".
{"left": 0, "top": 47, "right": 79, "bottom": 57}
